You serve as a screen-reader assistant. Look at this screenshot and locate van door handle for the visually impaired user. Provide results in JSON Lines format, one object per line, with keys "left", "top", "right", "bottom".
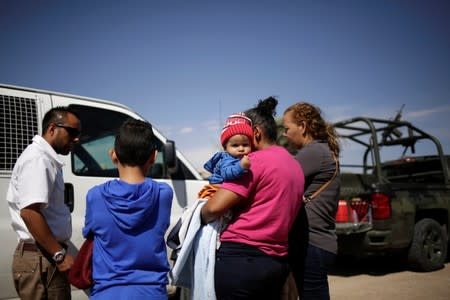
{"left": 64, "top": 183, "right": 74, "bottom": 213}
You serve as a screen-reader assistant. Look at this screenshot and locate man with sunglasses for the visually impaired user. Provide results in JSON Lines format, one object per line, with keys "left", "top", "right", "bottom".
{"left": 7, "top": 106, "right": 81, "bottom": 299}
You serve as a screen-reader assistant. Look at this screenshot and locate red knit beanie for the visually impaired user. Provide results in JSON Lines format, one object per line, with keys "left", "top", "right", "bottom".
{"left": 220, "top": 113, "right": 253, "bottom": 147}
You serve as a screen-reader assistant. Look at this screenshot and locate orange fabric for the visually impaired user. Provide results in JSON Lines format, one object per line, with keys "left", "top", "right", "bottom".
{"left": 197, "top": 184, "right": 220, "bottom": 200}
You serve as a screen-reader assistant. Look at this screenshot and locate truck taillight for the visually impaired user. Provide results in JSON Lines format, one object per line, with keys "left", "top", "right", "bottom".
{"left": 371, "top": 193, "right": 391, "bottom": 220}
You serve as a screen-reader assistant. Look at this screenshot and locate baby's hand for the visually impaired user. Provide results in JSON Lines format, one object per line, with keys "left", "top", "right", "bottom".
{"left": 240, "top": 155, "right": 251, "bottom": 170}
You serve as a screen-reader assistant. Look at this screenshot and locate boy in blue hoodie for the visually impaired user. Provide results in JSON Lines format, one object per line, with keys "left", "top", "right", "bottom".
{"left": 82, "top": 118, "right": 173, "bottom": 300}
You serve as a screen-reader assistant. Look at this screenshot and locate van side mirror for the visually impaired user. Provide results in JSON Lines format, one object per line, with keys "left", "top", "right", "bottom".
{"left": 164, "top": 140, "right": 178, "bottom": 173}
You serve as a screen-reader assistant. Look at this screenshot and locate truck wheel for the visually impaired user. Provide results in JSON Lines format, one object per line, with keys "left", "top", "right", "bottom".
{"left": 407, "top": 218, "right": 447, "bottom": 272}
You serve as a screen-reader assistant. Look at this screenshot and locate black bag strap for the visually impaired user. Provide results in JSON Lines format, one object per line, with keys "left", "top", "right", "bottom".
{"left": 303, "top": 153, "right": 339, "bottom": 204}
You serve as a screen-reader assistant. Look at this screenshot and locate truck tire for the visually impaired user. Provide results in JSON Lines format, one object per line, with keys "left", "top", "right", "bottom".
{"left": 407, "top": 218, "right": 447, "bottom": 272}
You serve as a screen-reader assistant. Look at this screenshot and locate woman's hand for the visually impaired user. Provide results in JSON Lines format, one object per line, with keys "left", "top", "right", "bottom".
{"left": 201, "top": 188, "right": 242, "bottom": 224}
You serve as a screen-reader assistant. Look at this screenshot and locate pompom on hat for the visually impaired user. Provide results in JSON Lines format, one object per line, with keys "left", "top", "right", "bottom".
{"left": 220, "top": 112, "right": 254, "bottom": 146}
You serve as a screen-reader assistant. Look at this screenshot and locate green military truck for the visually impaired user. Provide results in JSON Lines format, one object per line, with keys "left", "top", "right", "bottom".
{"left": 334, "top": 115, "right": 449, "bottom": 272}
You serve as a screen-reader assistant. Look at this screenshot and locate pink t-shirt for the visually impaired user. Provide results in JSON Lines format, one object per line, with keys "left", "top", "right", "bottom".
{"left": 220, "top": 145, "right": 304, "bottom": 256}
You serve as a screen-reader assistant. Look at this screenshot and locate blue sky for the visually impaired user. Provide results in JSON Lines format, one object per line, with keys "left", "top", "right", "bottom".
{"left": 1, "top": 0, "right": 449, "bottom": 171}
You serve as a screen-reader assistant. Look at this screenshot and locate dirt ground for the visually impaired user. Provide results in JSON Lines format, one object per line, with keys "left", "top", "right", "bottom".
{"left": 329, "top": 256, "right": 450, "bottom": 300}
{"left": 72, "top": 255, "right": 450, "bottom": 300}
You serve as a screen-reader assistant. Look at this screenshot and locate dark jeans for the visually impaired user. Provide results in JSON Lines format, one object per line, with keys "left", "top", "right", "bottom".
{"left": 215, "top": 242, "right": 290, "bottom": 300}
{"left": 292, "top": 244, "right": 336, "bottom": 300}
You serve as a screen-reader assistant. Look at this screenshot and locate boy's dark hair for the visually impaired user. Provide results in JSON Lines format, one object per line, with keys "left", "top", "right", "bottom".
{"left": 245, "top": 96, "right": 278, "bottom": 143}
{"left": 42, "top": 106, "right": 80, "bottom": 133}
{"left": 114, "top": 118, "right": 157, "bottom": 166}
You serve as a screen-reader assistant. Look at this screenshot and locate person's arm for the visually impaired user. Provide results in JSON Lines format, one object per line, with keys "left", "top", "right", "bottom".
{"left": 221, "top": 156, "right": 248, "bottom": 181}
{"left": 82, "top": 189, "right": 94, "bottom": 238}
{"left": 201, "top": 188, "right": 242, "bottom": 224}
{"left": 20, "top": 204, "right": 74, "bottom": 271}
{"left": 203, "top": 152, "right": 222, "bottom": 173}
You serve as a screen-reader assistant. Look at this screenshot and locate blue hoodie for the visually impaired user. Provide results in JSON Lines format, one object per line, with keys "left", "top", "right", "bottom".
{"left": 204, "top": 152, "right": 246, "bottom": 184}
{"left": 83, "top": 178, "right": 173, "bottom": 298}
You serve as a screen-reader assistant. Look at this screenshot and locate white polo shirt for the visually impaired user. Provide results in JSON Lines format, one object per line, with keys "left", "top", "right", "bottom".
{"left": 6, "top": 135, "right": 72, "bottom": 243}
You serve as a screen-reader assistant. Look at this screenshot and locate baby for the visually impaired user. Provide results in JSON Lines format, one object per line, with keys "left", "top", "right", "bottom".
{"left": 199, "top": 113, "right": 253, "bottom": 199}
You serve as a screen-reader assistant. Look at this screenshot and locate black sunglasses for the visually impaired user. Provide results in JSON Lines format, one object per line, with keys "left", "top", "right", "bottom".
{"left": 54, "top": 123, "right": 81, "bottom": 137}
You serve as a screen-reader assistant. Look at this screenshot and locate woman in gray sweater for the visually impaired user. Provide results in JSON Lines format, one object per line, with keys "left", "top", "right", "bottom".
{"left": 282, "top": 102, "right": 341, "bottom": 300}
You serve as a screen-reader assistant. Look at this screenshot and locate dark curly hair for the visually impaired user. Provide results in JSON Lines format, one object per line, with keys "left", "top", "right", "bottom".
{"left": 245, "top": 96, "right": 278, "bottom": 143}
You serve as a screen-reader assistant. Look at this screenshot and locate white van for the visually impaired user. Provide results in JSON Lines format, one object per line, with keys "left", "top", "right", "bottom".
{"left": 0, "top": 84, "right": 207, "bottom": 299}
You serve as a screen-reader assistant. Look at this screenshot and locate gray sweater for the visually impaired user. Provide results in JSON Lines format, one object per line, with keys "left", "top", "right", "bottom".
{"left": 295, "top": 140, "right": 340, "bottom": 254}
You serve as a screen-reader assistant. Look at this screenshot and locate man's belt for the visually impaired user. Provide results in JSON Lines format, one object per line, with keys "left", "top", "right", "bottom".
{"left": 17, "top": 241, "right": 68, "bottom": 252}
{"left": 17, "top": 242, "right": 38, "bottom": 252}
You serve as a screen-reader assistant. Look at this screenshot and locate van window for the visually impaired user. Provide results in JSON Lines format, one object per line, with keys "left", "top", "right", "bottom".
{"left": 0, "top": 95, "right": 38, "bottom": 172}
{"left": 70, "top": 105, "right": 166, "bottom": 178}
